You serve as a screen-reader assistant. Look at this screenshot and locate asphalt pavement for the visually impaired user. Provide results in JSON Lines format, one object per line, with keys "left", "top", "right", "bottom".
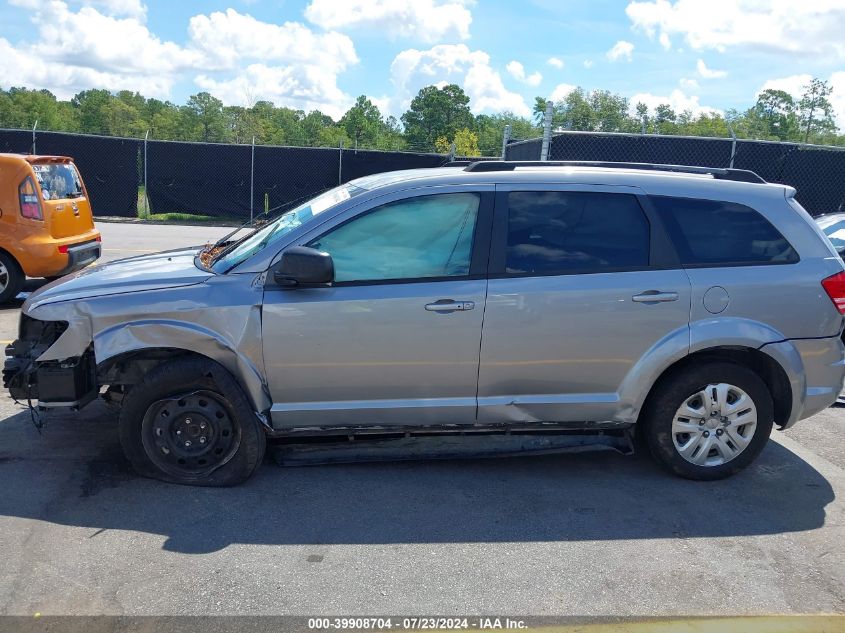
{"left": 0, "top": 221, "right": 843, "bottom": 616}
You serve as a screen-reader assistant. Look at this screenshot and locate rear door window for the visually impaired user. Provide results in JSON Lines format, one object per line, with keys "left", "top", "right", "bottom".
{"left": 651, "top": 196, "right": 799, "bottom": 266}
{"left": 504, "top": 191, "right": 650, "bottom": 275}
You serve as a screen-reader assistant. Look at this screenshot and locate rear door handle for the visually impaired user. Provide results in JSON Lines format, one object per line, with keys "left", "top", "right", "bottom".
{"left": 425, "top": 300, "right": 475, "bottom": 312}
{"left": 632, "top": 291, "right": 679, "bottom": 303}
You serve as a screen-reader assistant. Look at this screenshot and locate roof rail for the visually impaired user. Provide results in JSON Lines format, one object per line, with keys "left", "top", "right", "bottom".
{"left": 463, "top": 160, "right": 767, "bottom": 184}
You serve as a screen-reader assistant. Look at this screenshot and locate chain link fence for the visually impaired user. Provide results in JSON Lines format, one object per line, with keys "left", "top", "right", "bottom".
{"left": 505, "top": 130, "right": 845, "bottom": 216}
{"left": 0, "top": 128, "right": 480, "bottom": 221}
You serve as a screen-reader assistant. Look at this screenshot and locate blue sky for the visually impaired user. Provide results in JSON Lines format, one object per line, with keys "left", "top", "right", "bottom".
{"left": 2, "top": 0, "right": 845, "bottom": 123}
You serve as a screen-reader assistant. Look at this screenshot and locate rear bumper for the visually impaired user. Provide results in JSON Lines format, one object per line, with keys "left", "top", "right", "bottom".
{"left": 13, "top": 229, "right": 101, "bottom": 277}
{"left": 53, "top": 239, "right": 101, "bottom": 277}
{"left": 764, "top": 335, "right": 845, "bottom": 428}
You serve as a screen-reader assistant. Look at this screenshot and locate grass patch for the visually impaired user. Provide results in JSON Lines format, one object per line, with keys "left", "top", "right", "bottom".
{"left": 136, "top": 186, "right": 241, "bottom": 224}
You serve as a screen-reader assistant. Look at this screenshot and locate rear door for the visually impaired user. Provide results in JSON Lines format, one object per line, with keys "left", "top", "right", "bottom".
{"left": 31, "top": 161, "right": 95, "bottom": 239}
{"left": 477, "top": 184, "right": 692, "bottom": 424}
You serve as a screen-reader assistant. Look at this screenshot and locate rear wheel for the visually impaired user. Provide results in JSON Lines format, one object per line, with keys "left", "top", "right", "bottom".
{"left": 0, "top": 252, "right": 24, "bottom": 304}
{"left": 119, "top": 356, "right": 266, "bottom": 486}
{"left": 642, "top": 361, "right": 774, "bottom": 480}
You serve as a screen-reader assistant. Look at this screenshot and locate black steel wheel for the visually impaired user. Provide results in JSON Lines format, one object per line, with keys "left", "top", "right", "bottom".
{"left": 119, "top": 356, "right": 266, "bottom": 486}
{"left": 142, "top": 390, "right": 241, "bottom": 479}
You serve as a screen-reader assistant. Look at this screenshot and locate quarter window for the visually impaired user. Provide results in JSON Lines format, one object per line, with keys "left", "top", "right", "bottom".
{"left": 651, "top": 196, "right": 799, "bottom": 266}
{"left": 505, "top": 191, "right": 650, "bottom": 275}
{"left": 308, "top": 193, "right": 480, "bottom": 282}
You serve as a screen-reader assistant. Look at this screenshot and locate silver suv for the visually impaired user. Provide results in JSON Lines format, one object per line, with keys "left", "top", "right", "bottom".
{"left": 5, "top": 161, "right": 845, "bottom": 486}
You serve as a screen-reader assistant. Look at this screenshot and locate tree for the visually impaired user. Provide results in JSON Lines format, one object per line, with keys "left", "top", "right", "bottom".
{"left": 401, "top": 84, "right": 474, "bottom": 151}
{"left": 635, "top": 102, "right": 649, "bottom": 133}
{"left": 340, "top": 96, "right": 383, "bottom": 148}
{"left": 475, "top": 112, "right": 537, "bottom": 156}
{"left": 798, "top": 78, "right": 836, "bottom": 143}
{"left": 71, "top": 89, "right": 113, "bottom": 135}
{"left": 745, "top": 89, "right": 797, "bottom": 140}
{"left": 185, "top": 92, "right": 227, "bottom": 142}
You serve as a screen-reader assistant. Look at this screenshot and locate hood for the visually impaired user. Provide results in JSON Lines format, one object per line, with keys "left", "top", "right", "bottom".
{"left": 24, "top": 248, "right": 214, "bottom": 312}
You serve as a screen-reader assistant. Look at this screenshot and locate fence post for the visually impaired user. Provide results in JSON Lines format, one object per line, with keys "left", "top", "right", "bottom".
{"left": 143, "top": 130, "right": 149, "bottom": 217}
{"left": 540, "top": 100, "right": 554, "bottom": 161}
{"left": 727, "top": 121, "right": 737, "bottom": 169}
{"left": 250, "top": 136, "right": 255, "bottom": 223}
{"left": 501, "top": 124, "right": 511, "bottom": 160}
{"left": 338, "top": 139, "right": 344, "bottom": 185}
{"left": 31, "top": 120, "right": 37, "bottom": 154}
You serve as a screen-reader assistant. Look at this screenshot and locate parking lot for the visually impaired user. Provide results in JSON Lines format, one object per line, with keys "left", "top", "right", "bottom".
{"left": 0, "top": 222, "right": 844, "bottom": 616}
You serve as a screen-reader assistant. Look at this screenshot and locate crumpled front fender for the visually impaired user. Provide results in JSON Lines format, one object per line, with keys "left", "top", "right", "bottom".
{"left": 23, "top": 274, "right": 271, "bottom": 413}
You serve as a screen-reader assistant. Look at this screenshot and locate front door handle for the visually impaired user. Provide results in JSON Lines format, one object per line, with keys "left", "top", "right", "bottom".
{"left": 632, "top": 290, "right": 679, "bottom": 303}
{"left": 425, "top": 300, "right": 475, "bottom": 312}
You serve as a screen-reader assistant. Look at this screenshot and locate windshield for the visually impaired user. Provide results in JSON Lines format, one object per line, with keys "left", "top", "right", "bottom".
{"left": 32, "top": 162, "right": 84, "bottom": 200}
{"left": 211, "top": 183, "right": 367, "bottom": 272}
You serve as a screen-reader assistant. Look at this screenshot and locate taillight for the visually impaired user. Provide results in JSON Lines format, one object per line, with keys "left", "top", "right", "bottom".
{"left": 821, "top": 271, "right": 845, "bottom": 314}
{"left": 58, "top": 245, "right": 69, "bottom": 254}
{"left": 18, "top": 176, "right": 43, "bottom": 220}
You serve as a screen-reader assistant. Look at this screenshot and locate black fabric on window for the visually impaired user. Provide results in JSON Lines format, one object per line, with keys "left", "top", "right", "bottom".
{"left": 506, "top": 191, "right": 650, "bottom": 275}
{"left": 651, "top": 196, "right": 799, "bottom": 265}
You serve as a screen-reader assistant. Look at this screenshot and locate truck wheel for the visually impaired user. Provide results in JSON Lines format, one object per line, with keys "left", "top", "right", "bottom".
{"left": 642, "top": 361, "right": 774, "bottom": 480}
{"left": 0, "top": 252, "right": 24, "bottom": 304}
{"left": 119, "top": 356, "right": 266, "bottom": 486}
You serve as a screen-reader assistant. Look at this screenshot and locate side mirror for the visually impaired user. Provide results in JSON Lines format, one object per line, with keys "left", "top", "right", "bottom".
{"left": 272, "top": 246, "right": 334, "bottom": 287}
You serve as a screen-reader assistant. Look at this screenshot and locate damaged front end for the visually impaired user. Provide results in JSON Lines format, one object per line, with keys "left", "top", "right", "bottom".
{"left": 3, "top": 315, "right": 98, "bottom": 409}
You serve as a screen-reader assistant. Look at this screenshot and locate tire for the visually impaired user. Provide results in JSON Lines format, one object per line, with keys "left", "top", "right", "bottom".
{"left": 642, "top": 361, "right": 774, "bottom": 480}
{"left": 119, "top": 356, "right": 266, "bottom": 486}
{"left": 0, "top": 251, "right": 24, "bottom": 304}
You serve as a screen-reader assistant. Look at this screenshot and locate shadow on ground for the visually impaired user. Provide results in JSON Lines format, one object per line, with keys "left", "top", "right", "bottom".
{"left": 0, "top": 399, "right": 835, "bottom": 554}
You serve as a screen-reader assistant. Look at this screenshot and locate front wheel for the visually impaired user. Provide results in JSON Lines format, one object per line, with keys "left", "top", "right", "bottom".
{"left": 119, "top": 357, "right": 266, "bottom": 486}
{"left": 0, "top": 252, "right": 24, "bottom": 304}
{"left": 642, "top": 362, "right": 774, "bottom": 480}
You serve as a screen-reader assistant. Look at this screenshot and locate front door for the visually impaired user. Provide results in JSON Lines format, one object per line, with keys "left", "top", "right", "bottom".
{"left": 261, "top": 189, "right": 493, "bottom": 429}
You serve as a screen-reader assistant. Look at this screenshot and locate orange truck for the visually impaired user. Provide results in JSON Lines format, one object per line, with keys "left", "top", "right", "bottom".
{"left": 0, "top": 154, "right": 101, "bottom": 302}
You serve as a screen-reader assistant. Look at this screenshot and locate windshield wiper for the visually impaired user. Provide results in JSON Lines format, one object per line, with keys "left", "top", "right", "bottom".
{"left": 203, "top": 187, "right": 333, "bottom": 263}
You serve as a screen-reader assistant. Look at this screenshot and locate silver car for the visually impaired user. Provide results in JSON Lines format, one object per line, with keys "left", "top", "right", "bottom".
{"left": 5, "top": 161, "right": 845, "bottom": 486}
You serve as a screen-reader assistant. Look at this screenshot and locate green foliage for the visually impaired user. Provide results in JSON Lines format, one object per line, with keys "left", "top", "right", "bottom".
{"left": 401, "top": 84, "right": 474, "bottom": 151}
{"left": 1, "top": 77, "right": 844, "bottom": 158}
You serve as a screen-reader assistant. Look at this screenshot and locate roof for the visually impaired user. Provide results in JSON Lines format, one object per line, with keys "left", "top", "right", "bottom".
{"left": 348, "top": 161, "right": 793, "bottom": 204}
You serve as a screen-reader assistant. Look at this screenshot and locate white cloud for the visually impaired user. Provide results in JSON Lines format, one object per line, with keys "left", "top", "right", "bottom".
{"left": 583, "top": 59, "right": 594, "bottom": 68}
{"left": 188, "top": 9, "right": 357, "bottom": 73}
{"left": 196, "top": 64, "right": 352, "bottom": 119}
{"left": 0, "top": 0, "right": 193, "bottom": 99}
{"left": 0, "top": 36, "right": 175, "bottom": 99}
{"left": 630, "top": 88, "right": 720, "bottom": 117}
{"left": 506, "top": 61, "right": 542, "bottom": 87}
{"left": 550, "top": 83, "right": 577, "bottom": 103}
{"left": 658, "top": 31, "right": 671, "bottom": 50}
{"left": 389, "top": 44, "right": 531, "bottom": 118}
{"left": 78, "top": 0, "right": 146, "bottom": 18}
{"left": 547, "top": 56, "right": 565, "bottom": 69}
{"left": 696, "top": 58, "right": 726, "bottom": 79}
{"left": 626, "top": 0, "right": 845, "bottom": 60}
{"left": 606, "top": 40, "right": 634, "bottom": 62}
{"left": 304, "top": 0, "right": 472, "bottom": 43}
{"left": 0, "top": 2, "right": 359, "bottom": 116}
{"left": 679, "top": 77, "right": 699, "bottom": 90}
